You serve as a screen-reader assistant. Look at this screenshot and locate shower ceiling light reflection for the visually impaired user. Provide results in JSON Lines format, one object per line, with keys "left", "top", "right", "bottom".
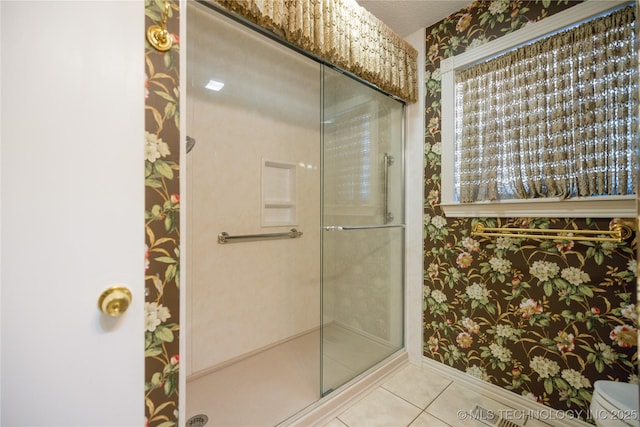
{"left": 205, "top": 79, "right": 225, "bottom": 91}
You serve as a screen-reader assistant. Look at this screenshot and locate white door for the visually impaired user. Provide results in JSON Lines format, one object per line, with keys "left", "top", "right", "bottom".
{"left": 1, "top": 1, "right": 145, "bottom": 425}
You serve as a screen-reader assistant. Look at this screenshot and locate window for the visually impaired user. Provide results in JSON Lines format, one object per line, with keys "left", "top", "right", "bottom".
{"left": 440, "top": 0, "right": 638, "bottom": 217}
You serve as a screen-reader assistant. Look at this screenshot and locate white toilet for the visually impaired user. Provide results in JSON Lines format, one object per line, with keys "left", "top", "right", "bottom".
{"left": 590, "top": 380, "right": 639, "bottom": 426}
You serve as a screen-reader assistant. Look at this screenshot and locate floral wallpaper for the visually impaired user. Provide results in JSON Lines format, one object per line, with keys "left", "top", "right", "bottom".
{"left": 144, "top": 0, "right": 181, "bottom": 426}
{"left": 423, "top": 1, "right": 638, "bottom": 423}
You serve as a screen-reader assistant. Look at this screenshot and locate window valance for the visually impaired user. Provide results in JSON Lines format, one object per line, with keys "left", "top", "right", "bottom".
{"left": 210, "top": 0, "right": 418, "bottom": 103}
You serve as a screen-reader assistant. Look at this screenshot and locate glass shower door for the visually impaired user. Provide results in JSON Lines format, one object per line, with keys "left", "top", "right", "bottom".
{"left": 321, "top": 66, "right": 405, "bottom": 394}
{"left": 186, "top": 4, "right": 322, "bottom": 425}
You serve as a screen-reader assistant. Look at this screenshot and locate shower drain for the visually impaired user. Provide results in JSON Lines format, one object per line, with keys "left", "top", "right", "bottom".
{"left": 187, "top": 414, "right": 208, "bottom": 427}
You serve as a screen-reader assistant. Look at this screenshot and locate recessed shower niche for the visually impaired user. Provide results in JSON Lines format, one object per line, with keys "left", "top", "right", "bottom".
{"left": 186, "top": 2, "right": 405, "bottom": 425}
{"left": 262, "top": 159, "right": 297, "bottom": 227}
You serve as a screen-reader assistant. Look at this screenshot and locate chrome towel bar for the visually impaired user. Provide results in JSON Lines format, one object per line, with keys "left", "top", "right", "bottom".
{"left": 218, "top": 229, "right": 303, "bottom": 244}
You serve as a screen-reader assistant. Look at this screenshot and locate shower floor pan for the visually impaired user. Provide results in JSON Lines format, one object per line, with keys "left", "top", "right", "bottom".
{"left": 186, "top": 323, "right": 401, "bottom": 427}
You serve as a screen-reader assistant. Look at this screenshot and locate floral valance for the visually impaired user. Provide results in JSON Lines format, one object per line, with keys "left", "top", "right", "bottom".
{"left": 210, "top": 0, "right": 418, "bottom": 103}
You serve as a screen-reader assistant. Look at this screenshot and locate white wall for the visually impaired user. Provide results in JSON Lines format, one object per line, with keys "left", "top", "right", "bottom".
{"left": 404, "top": 27, "right": 426, "bottom": 365}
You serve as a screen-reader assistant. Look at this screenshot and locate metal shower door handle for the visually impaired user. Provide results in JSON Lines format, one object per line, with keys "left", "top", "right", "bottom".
{"left": 383, "top": 153, "right": 395, "bottom": 224}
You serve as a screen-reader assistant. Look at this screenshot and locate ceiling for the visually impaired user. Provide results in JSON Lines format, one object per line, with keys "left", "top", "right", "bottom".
{"left": 356, "top": 0, "right": 471, "bottom": 37}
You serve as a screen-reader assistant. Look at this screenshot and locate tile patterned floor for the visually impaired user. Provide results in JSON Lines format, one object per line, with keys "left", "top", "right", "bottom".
{"left": 321, "top": 363, "right": 550, "bottom": 427}
{"left": 321, "top": 364, "right": 454, "bottom": 427}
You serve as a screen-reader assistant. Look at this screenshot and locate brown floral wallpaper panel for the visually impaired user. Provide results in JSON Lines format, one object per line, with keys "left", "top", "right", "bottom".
{"left": 144, "top": 0, "right": 181, "bottom": 426}
{"left": 423, "top": 1, "right": 637, "bottom": 424}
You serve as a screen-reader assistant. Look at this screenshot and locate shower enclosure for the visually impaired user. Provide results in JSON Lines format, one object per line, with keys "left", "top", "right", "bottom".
{"left": 186, "top": 3, "right": 405, "bottom": 425}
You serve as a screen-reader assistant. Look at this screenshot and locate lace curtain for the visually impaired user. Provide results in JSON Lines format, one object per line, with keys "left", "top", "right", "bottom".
{"left": 210, "top": 0, "right": 418, "bottom": 103}
{"left": 456, "top": 6, "right": 638, "bottom": 203}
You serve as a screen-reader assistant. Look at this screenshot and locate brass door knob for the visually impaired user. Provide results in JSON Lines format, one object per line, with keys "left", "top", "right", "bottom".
{"left": 98, "top": 285, "right": 132, "bottom": 317}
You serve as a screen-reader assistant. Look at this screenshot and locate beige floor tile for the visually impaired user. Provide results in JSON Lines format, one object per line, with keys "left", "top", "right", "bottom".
{"left": 426, "top": 382, "right": 514, "bottom": 427}
{"left": 337, "top": 388, "right": 422, "bottom": 427}
{"left": 408, "top": 412, "right": 452, "bottom": 427}
{"left": 382, "top": 364, "right": 452, "bottom": 409}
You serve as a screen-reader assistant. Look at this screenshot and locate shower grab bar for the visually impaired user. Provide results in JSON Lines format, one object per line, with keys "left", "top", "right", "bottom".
{"left": 324, "top": 224, "right": 405, "bottom": 231}
{"left": 218, "top": 229, "right": 303, "bottom": 244}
